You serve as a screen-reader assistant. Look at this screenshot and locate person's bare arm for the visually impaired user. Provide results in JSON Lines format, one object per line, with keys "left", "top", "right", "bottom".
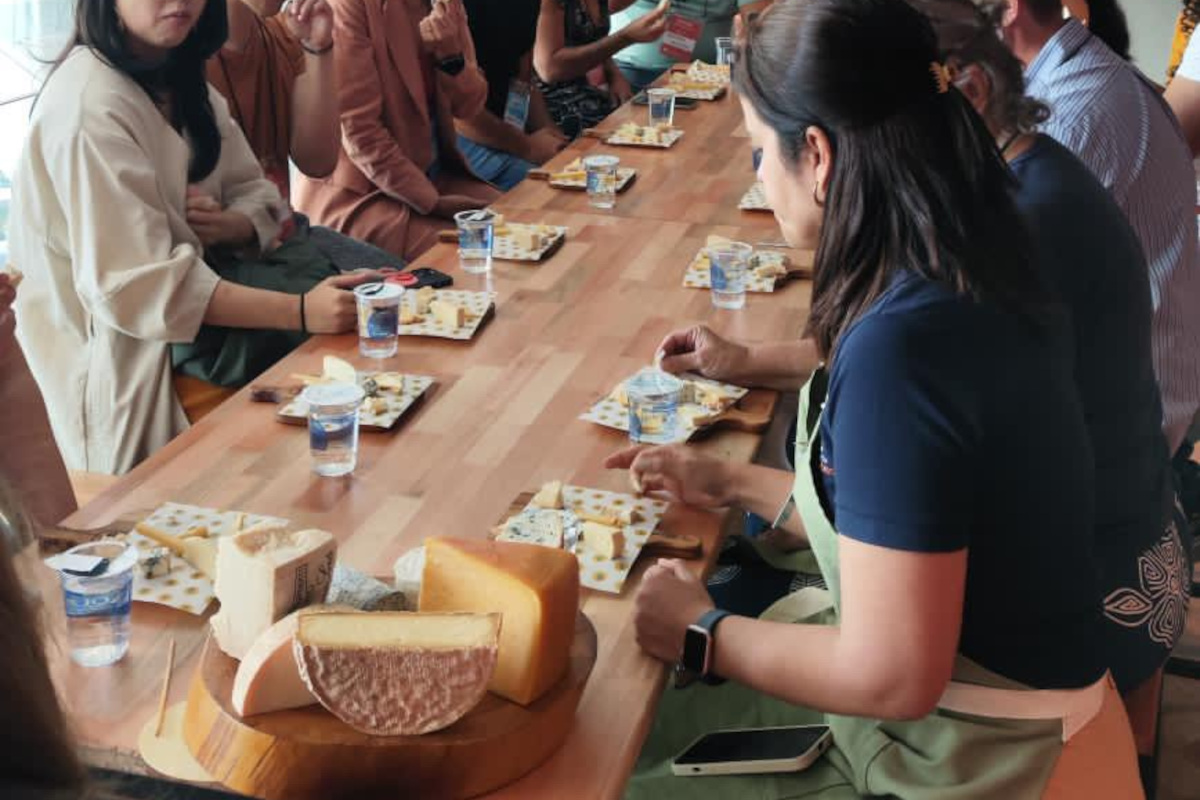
{"left": 287, "top": 0, "right": 340, "bottom": 178}
{"left": 533, "top": 0, "right": 666, "bottom": 84}
{"left": 203, "top": 272, "right": 376, "bottom": 333}
{"left": 656, "top": 325, "right": 820, "bottom": 391}
{"left": 1166, "top": 74, "right": 1200, "bottom": 157}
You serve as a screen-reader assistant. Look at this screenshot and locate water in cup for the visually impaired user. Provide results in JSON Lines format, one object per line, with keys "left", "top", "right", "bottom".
{"left": 302, "top": 383, "right": 365, "bottom": 477}
{"left": 57, "top": 541, "right": 137, "bottom": 667}
{"left": 709, "top": 241, "right": 752, "bottom": 310}
{"left": 354, "top": 282, "right": 403, "bottom": 359}
{"left": 647, "top": 88, "right": 676, "bottom": 129}
{"left": 583, "top": 155, "right": 620, "bottom": 210}
{"left": 455, "top": 209, "right": 496, "bottom": 274}
{"left": 626, "top": 368, "right": 684, "bottom": 444}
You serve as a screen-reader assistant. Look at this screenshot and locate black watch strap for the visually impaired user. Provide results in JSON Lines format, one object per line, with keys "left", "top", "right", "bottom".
{"left": 436, "top": 53, "right": 466, "bottom": 76}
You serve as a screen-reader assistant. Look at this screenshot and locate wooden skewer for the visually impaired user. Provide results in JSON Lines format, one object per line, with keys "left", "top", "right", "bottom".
{"left": 154, "top": 638, "right": 176, "bottom": 737}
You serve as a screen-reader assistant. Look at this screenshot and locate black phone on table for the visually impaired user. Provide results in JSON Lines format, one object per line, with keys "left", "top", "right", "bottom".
{"left": 633, "top": 92, "right": 698, "bottom": 109}
{"left": 384, "top": 267, "right": 453, "bottom": 290}
{"left": 671, "top": 725, "right": 832, "bottom": 777}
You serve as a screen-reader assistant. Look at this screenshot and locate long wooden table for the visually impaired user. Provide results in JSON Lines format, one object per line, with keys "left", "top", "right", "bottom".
{"left": 43, "top": 83, "right": 811, "bottom": 799}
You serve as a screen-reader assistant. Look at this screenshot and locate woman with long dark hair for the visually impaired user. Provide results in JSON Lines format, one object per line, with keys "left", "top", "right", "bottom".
{"left": 10, "top": 0, "right": 370, "bottom": 474}
{"left": 607, "top": 0, "right": 1143, "bottom": 795}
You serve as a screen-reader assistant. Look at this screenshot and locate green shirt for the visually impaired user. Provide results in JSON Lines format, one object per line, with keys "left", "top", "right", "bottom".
{"left": 611, "top": 0, "right": 754, "bottom": 71}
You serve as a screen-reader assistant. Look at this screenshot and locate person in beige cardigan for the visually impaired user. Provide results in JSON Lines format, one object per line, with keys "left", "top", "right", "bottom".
{"left": 10, "top": 0, "right": 371, "bottom": 475}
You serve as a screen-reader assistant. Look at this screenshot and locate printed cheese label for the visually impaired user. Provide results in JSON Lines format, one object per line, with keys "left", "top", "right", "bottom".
{"left": 660, "top": 14, "right": 703, "bottom": 61}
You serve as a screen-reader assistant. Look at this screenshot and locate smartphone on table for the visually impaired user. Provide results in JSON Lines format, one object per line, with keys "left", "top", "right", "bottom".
{"left": 384, "top": 267, "right": 453, "bottom": 290}
{"left": 633, "top": 93, "right": 698, "bottom": 110}
{"left": 671, "top": 725, "right": 832, "bottom": 777}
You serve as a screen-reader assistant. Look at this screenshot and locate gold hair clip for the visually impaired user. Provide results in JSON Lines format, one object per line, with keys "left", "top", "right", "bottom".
{"left": 930, "top": 61, "right": 954, "bottom": 94}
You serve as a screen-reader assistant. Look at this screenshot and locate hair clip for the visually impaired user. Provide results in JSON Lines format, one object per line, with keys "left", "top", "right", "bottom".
{"left": 930, "top": 61, "right": 954, "bottom": 94}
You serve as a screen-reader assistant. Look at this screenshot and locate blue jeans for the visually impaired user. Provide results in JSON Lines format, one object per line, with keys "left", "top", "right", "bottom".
{"left": 456, "top": 135, "right": 536, "bottom": 191}
{"left": 615, "top": 62, "right": 669, "bottom": 94}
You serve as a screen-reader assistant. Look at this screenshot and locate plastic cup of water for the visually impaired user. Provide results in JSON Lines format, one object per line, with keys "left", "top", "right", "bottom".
{"left": 647, "top": 87, "right": 676, "bottom": 129}
{"left": 708, "top": 240, "right": 752, "bottom": 310}
{"left": 583, "top": 155, "right": 621, "bottom": 210}
{"left": 56, "top": 540, "right": 137, "bottom": 667}
{"left": 455, "top": 209, "right": 496, "bottom": 274}
{"left": 302, "top": 382, "right": 366, "bottom": 477}
{"left": 354, "top": 282, "right": 403, "bottom": 359}
{"left": 715, "top": 37, "right": 735, "bottom": 67}
{"left": 626, "top": 369, "right": 684, "bottom": 444}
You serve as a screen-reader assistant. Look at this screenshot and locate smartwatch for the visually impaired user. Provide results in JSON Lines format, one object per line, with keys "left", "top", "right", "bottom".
{"left": 681, "top": 609, "right": 732, "bottom": 685}
{"left": 436, "top": 53, "right": 466, "bottom": 76}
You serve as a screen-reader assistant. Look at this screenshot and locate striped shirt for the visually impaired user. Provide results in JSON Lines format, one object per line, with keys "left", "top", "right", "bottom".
{"left": 1026, "top": 20, "right": 1200, "bottom": 454}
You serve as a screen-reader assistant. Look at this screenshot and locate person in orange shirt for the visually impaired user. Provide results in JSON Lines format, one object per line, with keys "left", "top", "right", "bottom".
{"left": 293, "top": 0, "right": 500, "bottom": 261}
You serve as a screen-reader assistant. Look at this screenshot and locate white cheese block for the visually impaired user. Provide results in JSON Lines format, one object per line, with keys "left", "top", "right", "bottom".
{"left": 511, "top": 227, "right": 544, "bottom": 252}
{"left": 231, "top": 605, "right": 346, "bottom": 717}
{"left": 323, "top": 356, "right": 357, "bottom": 385}
{"left": 210, "top": 526, "right": 337, "bottom": 660}
{"left": 581, "top": 521, "right": 625, "bottom": 559}
{"left": 531, "top": 481, "right": 565, "bottom": 510}
{"left": 294, "top": 610, "right": 500, "bottom": 735}
{"left": 414, "top": 286, "right": 436, "bottom": 315}
{"left": 430, "top": 299, "right": 466, "bottom": 328}
{"left": 499, "top": 510, "right": 565, "bottom": 549}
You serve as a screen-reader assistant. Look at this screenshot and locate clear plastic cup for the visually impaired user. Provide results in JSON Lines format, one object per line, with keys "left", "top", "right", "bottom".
{"left": 647, "top": 87, "right": 677, "bottom": 129}
{"left": 626, "top": 369, "right": 684, "bottom": 444}
{"left": 455, "top": 209, "right": 496, "bottom": 274}
{"left": 708, "top": 240, "right": 752, "bottom": 310}
{"left": 354, "top": 282, "right": 403, "bottom": 359}
{"left": 583, "top": 155, "right": 621, "bottom": 210}
{"left": 715, "top": 37, "right": 735, "bottom": 67}
{"left": 301, "top": 383, "right": 366, "bottom": 477}
{"left": 56, "top": 540, "right": 137, "bottom": 667}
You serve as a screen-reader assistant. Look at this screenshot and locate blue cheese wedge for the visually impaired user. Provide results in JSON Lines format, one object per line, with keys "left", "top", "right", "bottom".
{"left": 499, "top": 509, "right": 565, "bottom": 549}
{"left": 139, "top": 547, "right": 172, "bottom": 579}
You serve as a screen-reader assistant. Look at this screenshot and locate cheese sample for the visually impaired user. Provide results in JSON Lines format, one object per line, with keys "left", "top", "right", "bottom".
{"left": 550, "top": 170, "right": 587, "bottom": 182}
{"left": 581, "top": 522, "right": 625, "bottom": 559}
{"left": 232, "top": 605, "right": 345, "bottom": 717}
{"left": 210, "top": 526, "right": 337, "bottom": 659}
{"left": 510, "top": 227, "right": 544, "bottom": 252}
{"left": 499, "top": 510, "right": 565, "bottom": 549}
{"left": 531, "top": 480, "right": 564, "bottom": 510}
{"left": 420, "top": 538, "right": 580, "bottom": 705}
{"left": 294, "top": 610, "right": 500, "bottom": 735}
{"left": 323, "top": 356, "right": 357, "bottom": 385}
{"left": 430, "top": 299, "right": 466, "bottom": 328}
{"left": 140, "top": 547, "right": 172, "bottom": 579}
{"left": 414, "top": 286, "right": 436, "bottom": 314}
{"left": 182, "top": 537, "right": 218, "bottom": 579}
{"left": 399, "top": 308, "right": 422, "bottom": 325}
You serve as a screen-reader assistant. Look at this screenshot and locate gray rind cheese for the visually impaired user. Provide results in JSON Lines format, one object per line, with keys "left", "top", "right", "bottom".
{"left": 293, "top": 611, "right": 500, "bottom": 736}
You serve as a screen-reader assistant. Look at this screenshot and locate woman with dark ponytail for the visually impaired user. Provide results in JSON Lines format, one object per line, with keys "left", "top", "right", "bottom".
{"left": 10, "top": 0, "right": 373, "bottom": 474}
{"left": 607, "top": 0, "right": 1144, "bottom": 796}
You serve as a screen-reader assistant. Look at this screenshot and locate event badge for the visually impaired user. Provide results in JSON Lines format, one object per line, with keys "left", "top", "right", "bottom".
{"left": 660, "top": 13, "right": 703, "bottom": 61}
{"left": 504, "top": 79, "right": 532, "bottom": 130}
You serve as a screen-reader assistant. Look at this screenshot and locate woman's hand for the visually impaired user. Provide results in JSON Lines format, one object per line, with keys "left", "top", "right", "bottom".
{"left": 302, "top": 272, "right": 380, "bottom": 333}
{"left": 635, "top": 558, "right": 715, "bottom": 663}
{"left": 620, "top": 2, "right": 669, "bottom": 44}
{"left": 608, "top": 71, "right": 635, "bottom": 105}
{"left": 524, "top": 127, "right": 569, "bottom": 163}
{"left": 186, "top": 188, "right": 257, "bottom": 248}
{"left": 285, "top": 0, "right": 334, "bottom": 52}
{"left": 656, "top": 324, "right": 750, "bottom": 383}
{"left": 605, "top": 444, "right": 736, "bottom": 508}
{"left": 419, "top": 0, "right": 466, "bottom": 60}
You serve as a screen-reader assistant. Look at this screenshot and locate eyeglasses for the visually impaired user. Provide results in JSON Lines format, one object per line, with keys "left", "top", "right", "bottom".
{"left": 751, "top": 147, "right": 763, "bottom": 171}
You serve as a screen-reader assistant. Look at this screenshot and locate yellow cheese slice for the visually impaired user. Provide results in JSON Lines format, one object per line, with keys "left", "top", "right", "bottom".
{"left": 323, "top": 356, "right": 357, "bottom": 385}
{"left": 531, "top": 480, "right": 565, "bottom": 510}
{"left": 581, "top": 522, "right": 625, "bottom": 560}
{"left": 430, "top": 299, "right": 466, "bottom": 328}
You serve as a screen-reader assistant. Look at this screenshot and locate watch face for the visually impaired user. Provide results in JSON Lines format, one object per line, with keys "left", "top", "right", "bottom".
{"left": 682, "top": 625, "right": 710, "bottom": 674}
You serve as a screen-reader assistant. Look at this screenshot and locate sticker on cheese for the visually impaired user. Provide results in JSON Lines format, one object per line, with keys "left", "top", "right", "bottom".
{"left": 210, "top": 526, "right": 336, "bottom": 659}
{"left": 232, "top": 605, "right": 347, "bottom": 717}
{"left": 419, "top": 538, "right": 580, "bottom": 706}
{"left": 293, "top": 610, "right": 500, "bottom": 735}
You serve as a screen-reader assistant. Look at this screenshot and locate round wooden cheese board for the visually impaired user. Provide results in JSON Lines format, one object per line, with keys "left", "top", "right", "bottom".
{"left": 183, "top": 612, "right": 598, "bottom": 799}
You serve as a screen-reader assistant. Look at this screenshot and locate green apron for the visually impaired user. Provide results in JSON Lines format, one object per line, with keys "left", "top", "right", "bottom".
{"left": 625, "top": 373, "right": 1066, "bottom": 800}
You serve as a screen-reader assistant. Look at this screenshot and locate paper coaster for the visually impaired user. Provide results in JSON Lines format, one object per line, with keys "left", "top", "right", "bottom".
{"left": 579, "top": 368, "right": 749, "bottom": 443}
{"left": 738, "top": 181, "right": 773, "bottom": 211}
{"left": 549, "top": 167, "right": 637, "bottom": 192}
{"left": 278, "top": 374, "right": 435, "bottom": 430}
{"left": 605, "top": 127, "right": 685, "bottom": 149}
{"left": 682, "top": 248, "right": 789, "bottom": 293}
{"left": 126, "top": 503, "right": 288, "bottom": 615}
{"left": 492, "top": 224, "right": 568, "bottom": 262}
{"left": 508, "top": 486, "right": 669, "bottom": 594}
{"left": 397, "top": 290, "right": 495, "bottom": 340}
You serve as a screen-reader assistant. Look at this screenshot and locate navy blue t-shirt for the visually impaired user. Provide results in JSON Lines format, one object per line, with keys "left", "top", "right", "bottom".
{"left": 818, "top": 271, "right": 1105, "bottom": 689}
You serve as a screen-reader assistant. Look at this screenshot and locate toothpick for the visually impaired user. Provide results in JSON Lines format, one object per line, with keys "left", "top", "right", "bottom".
{"left": 154, "top": 638, "right": 176, "bottom": 737}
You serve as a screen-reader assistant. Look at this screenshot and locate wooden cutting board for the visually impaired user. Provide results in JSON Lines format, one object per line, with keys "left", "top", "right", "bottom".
{"left": 183, "top": 614, "right": 597, "bottom": 799}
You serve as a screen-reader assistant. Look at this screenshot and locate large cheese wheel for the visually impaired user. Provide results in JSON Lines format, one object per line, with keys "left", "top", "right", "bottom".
{"left": 294, "top": 610, "right": 500, "bottom": 736}
{"left": 419, "top": 538, "right": 580, "bottom": 706}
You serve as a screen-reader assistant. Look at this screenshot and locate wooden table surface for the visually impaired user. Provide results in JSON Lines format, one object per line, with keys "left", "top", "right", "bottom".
{"left": 44, "top": 83, "right": 811, "bottom": 800}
